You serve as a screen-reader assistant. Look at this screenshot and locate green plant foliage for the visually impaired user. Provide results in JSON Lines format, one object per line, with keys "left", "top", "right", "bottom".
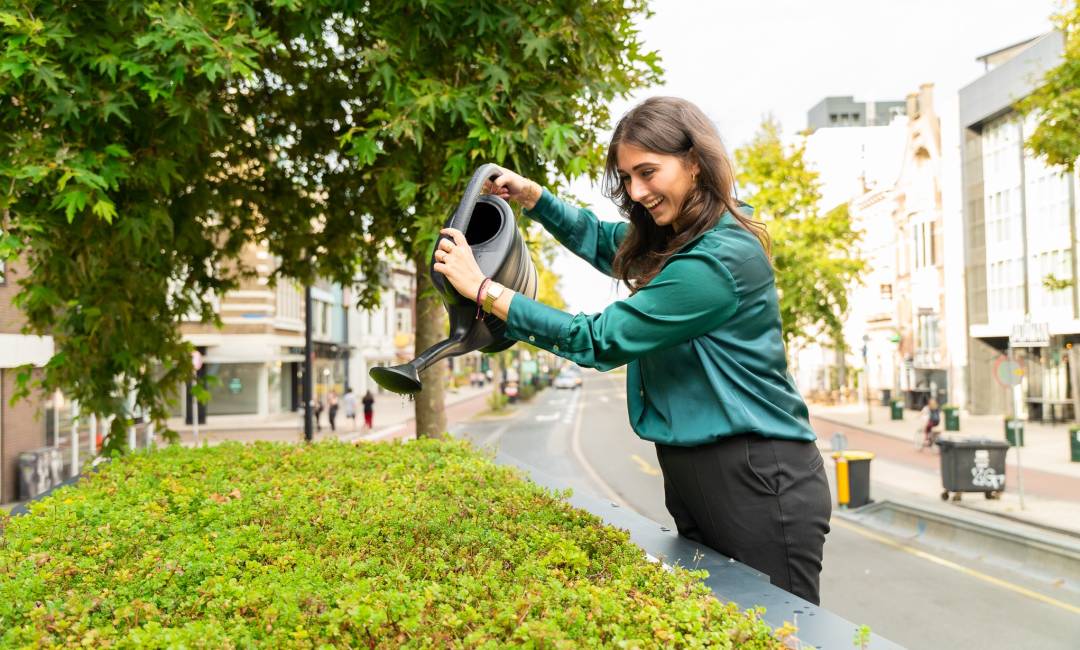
{"left": 0, "top": 441, "right": 783, "bottom": 648}
{"left": 1019, "top": 1, "right": 1080, "bottom": 172}
{"left": 734, "top": 117, "right": 866, "bottom": 348}
{"left": 0, "top": 0, "right": 660, "bottom": 446}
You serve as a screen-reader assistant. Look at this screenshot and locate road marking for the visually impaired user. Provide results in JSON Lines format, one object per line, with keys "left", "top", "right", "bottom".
{"left": 535, "top": 413, "right": 560, "bottom": 422}
{"left": 630, "top": 453, "right": 661, "bottom": 476}
{"left": 570, "top": 384, "right": 629, "bottom": 507}
{"left": 832, "top": 518, "right": 1080, "bottom": 616}
{"left": 561, "top": 390, "right": 579, "bottom": 425}
{"left": 599, "top": 395, "right": 609, "bottom": 403}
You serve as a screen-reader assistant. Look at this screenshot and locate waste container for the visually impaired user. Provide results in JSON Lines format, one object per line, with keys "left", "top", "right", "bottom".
{"left": 880, "top": 388, "right": 892, "bottom": 406}
{"left": 944, "top": 405, "right": 960, "bottom": 431}
{"left": 1070, "top": 427, "right": 1080, "bottom": 463}
{"left": 937, "top": 436, "right": 1009, "bottom": 501}
{"left": 831, "top": 451, "right": 874, "bottom": 508}
{"left": 1005, "top": 418, "right": 1024, "bottom": 447}
{"left": 18, "top": 446, "right": 65, "bottom": 501}
{"left": 890, "top": 399, "right": 904, "bottom": 420}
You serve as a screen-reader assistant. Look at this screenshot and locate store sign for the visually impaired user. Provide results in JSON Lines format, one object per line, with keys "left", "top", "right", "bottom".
{"left": 228, "top": 377, "right": 243, "bottom": 394}
{"left": 1009, "top": 318, "right": 1050, "bottom": 348}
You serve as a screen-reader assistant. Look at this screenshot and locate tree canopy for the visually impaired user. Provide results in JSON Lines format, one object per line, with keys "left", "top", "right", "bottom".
{"left": 734, "top": 118, "right": 865, "bottom": 348}
{"left": 1020, "top": 0, "right": 1080, "bottom": 171}
{"left": 0, "top": 1, "right": 659, "bottom": 445}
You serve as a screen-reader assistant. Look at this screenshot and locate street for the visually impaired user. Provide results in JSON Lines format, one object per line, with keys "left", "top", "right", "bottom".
{"left": 454, "top": 370, "right": 1080, "bottom": 650}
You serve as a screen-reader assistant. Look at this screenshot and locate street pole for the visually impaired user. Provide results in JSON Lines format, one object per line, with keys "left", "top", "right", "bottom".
{"left": 1007, "top": 342, "right": 1026, "bottom": 510}
{"left": 304, "top": 284, "right": 314, "bottom": 442}
{"left": 863, "top": 335, "right": 872, "bottom": 425}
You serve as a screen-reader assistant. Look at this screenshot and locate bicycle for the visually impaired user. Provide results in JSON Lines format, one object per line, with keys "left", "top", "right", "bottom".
{"left": 913, "top": 421, "right": 942, "bottom": 451}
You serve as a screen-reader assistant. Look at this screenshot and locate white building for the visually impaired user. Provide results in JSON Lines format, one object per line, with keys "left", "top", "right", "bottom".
{"left": 793, "top": 98, "right": 908, "bottom": 397}
{"left": 960, "top": 32, "right": 1080, "bottom": 421}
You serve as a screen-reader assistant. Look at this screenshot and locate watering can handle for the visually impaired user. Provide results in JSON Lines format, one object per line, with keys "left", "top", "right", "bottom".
{"left": 447, "top": 163, "right": 502, "bottom": 234}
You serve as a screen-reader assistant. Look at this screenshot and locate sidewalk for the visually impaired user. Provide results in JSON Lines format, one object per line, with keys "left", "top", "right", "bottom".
{"left": 163, "top": 383, "right": 493, "bottom": 446}
{"left": 811, "top": 402, "right": 1080, "bottom": 538}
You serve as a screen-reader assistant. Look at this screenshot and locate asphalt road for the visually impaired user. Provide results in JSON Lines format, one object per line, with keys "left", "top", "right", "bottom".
{"left": 452, "top": 369, "right": 1080, "bottom": 649}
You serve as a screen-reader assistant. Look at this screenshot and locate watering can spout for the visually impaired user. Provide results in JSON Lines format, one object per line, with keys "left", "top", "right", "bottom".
{"left": 369, "top": 164, "right": 538, "bottom": 395}
{"left": 369, "top": 336, "right": 466, "bottom": 395}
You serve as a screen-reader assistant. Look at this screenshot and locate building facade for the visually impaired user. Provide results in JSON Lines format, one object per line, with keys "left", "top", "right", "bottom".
{"left": 0, "top": 258, "right": 60, "bottom": 503}
{"left": 794, "top": 96, "right": 908, "bottom": 396}
{"left": 959, "top": 32, "right": 1080, "bottom": 420}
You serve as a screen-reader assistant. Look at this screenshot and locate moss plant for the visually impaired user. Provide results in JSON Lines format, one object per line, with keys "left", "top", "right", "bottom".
{"left": 0, "top": 440, "right": 783, "bottom": 648}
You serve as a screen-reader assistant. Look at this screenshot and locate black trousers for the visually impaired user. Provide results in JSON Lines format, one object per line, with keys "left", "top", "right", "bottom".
{"left": 655, "top": 434, "right": 831, "bottom": 605}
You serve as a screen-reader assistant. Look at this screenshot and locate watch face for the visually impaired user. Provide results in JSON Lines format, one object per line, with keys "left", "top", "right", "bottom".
{"left": 488, "top": 283, "right": 504, "bottom": 298}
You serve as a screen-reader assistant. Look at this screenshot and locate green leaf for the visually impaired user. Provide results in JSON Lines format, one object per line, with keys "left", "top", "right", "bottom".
{"left": 92, "top": 198, "right": 117, "bottom": 223}
{"left": 54, "top": 189, "right": 89, "bottom": 222}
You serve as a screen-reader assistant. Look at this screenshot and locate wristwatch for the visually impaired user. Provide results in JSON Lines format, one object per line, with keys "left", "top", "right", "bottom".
{"left": 482, "top": 281, "right": 505, "bottom": 313}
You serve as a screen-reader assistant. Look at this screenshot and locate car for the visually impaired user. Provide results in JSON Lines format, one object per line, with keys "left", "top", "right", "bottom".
{"left": 553, "top": 368, "right": 583, "bottom": 389}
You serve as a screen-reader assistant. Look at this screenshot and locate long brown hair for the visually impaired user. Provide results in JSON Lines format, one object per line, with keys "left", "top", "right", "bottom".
{"left": 604, "top": 97, "right": 770, "bottom": 291}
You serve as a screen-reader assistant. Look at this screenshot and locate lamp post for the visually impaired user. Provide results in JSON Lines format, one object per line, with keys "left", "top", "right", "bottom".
{"left": 304, "top": 284, "right": 313, "bottom": 443}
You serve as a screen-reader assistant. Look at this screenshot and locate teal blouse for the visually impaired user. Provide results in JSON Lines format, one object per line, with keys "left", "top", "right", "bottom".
{"left": 505, "top": 189, "right": 816, "bottom": 446}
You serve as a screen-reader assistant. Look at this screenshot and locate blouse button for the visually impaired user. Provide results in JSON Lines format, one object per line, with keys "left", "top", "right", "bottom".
{"left": 528, "top": 335, "right": 536, "bottom": 342}
{"left": 553, "top": 345, "right": 559, "bottom": 351}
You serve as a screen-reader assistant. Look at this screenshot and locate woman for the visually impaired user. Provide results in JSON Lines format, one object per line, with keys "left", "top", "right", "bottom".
{"left": 432, "top": 96, "right": 831, "bottom": 605}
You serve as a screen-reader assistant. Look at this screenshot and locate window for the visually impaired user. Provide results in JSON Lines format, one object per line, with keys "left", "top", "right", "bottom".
{"left": 912, "top": 222, "right": 936, "bottom": 269}
{"left": 880, "top": 284, "right": 893, "bottom": 300}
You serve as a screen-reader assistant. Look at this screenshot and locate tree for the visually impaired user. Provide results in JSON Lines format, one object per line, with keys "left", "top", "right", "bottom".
{"left": 337, "top": 1, "right": 659, "bottom": 437}
{"left": 0, "top": 1, "right": 659, "bottom": 447}
{"left": 734, "top": 117, "right": 865, "bottom": 350}
{"left": 1020, "top": 1, "right": 1080, "bottom": 171}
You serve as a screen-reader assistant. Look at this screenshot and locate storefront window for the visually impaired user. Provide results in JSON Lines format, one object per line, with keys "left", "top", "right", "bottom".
{"left": 204, "top": 363, "right": 261, "bottom": 415}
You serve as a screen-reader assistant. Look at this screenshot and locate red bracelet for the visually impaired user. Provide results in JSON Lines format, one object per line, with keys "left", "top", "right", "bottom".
{"left": 475, "top": 278, "right": 492, "bottom": 320}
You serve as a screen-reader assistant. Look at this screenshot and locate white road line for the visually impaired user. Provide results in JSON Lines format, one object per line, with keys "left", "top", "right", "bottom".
{"left": 570, "top": 384, "right": 629, "bottom": 507}
{"left": 535, "top": 413, "right": 560, "bottom": 422}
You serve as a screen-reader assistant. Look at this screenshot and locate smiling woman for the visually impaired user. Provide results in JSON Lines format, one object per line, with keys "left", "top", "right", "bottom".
{"left": 433, "top": 96, "right": 833, "bottom": 606}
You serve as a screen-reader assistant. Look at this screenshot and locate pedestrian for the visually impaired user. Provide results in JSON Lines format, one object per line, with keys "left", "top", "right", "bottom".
{"left": 342, "top": 385, "right": 358, "bottom": 431}
{"left": 920, "top": 398, "right": 942, "bottom": 447}
{"left": 362, "top": 390, "right": 375, "bottom": 432}
{"left": 327, "top": 390, "right": 339, "bottom": 432}
{"left": 432, "top": 96, "right": 831, "bottom": 605}
{"left": 313, "top": 396, "right": 323, "bottom": 432}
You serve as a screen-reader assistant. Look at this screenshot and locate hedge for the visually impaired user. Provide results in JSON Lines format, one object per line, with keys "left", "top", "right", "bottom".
{"left": 0, "top": 440, "right": 785, "bottom": 648}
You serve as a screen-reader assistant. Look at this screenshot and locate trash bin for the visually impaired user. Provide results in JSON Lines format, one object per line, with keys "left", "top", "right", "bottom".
{"left": 880, "top": 388, "right": 892, "bottom": 406}
{"left": 937, "top": 436, "right": 1009, "bottom": 501}
{"left": 890, "top": 399, "right": 904, "bottom": 420}
{"left": 831, "top": 451, "right": 874, "bottom": 508}
{"left": 18, "top": 446, "right": 65, "bottom": 501}
{"left": 944, "top": 405, "right": 960, "bottom": 431}
{"left": 1005, "top": 418, "right": 1024, "bottom": 447}
{"left": 1070, "top": 427, "right": 1080, "bottom": 463}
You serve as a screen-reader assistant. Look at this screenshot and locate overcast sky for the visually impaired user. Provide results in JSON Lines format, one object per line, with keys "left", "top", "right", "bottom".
{"left": 551, "top": 0, "right": 1061, "bottom": 312}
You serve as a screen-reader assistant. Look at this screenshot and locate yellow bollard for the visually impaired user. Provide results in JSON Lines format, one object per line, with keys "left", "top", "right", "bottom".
{"left": 834, "top": 454, "right": 850, "bottom": 506}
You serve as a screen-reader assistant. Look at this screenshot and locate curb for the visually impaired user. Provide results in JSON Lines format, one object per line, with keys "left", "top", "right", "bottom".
{"left": 837, "top": 498, "right": 1080, "bottom": 593}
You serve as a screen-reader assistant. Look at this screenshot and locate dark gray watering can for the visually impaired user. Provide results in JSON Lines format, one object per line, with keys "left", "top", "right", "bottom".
{"left": 370, "top": 164, "right": 538, "bottom": 394}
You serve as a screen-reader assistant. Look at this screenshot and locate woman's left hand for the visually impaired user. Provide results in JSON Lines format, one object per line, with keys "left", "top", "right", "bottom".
{"left": 432, "top": 228, "right": 486, "bottom": 300}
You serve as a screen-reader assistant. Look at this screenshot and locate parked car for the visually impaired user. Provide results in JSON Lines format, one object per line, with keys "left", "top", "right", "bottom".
{"left": 553, "top": 368, "right": 583, "bottom": 389}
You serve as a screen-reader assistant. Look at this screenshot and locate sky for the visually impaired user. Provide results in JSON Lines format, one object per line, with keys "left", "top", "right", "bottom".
{"left": 551, "top": 0, "right": 1063, "bottom": 313}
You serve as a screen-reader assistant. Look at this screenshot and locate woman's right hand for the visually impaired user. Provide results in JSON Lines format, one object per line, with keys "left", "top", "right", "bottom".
{"left": 485, "top": 167, "right": 542, "bottom": 210}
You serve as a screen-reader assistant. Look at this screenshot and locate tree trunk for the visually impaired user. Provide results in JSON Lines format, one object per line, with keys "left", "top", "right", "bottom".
{"left": 413, "top": 251, "right": 447, "bottom": 439}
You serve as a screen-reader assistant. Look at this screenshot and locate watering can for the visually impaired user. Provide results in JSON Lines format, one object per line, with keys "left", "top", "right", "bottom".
{"left": 369, "top": 164, "right": 538, "bottom": 394}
